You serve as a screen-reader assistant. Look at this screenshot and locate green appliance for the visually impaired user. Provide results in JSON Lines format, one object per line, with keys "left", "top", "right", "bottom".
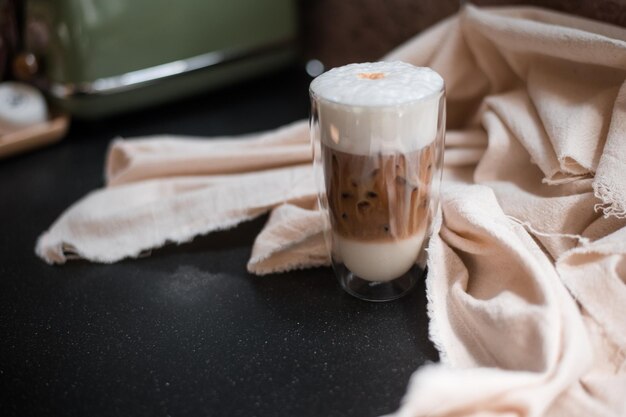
{"left": 18, "top": 0, "right": 298, "bottom": 117}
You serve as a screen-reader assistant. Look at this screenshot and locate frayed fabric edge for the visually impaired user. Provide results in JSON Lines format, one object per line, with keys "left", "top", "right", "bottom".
{"left": 425, "top": 209, "right": 450, "bottom": 364}
{"left": 35, "top": 211, "right": 264, "bottom": 265}
{"left": 248, "top": 257, "right": 330, "bottom": 276}
{"left": 247, "top": 231, "right": 330, "bottom": 275}
{"left": 593, "top": 181, "right": 626, "bottom": 219}
{"left": 506, "top": 215, "right": 591, "bottom": 246}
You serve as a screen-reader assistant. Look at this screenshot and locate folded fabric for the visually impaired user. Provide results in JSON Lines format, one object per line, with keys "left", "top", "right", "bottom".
{"left": 36, "top": 5, "right": 626, "bottom": 417}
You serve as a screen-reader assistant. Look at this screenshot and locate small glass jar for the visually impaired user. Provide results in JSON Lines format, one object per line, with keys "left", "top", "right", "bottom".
{"left": 309, "top": 62, "right": 445, "bottom": 302}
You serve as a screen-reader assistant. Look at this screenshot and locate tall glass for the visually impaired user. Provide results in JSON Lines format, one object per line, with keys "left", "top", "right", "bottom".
{"left": 309, "top": 62, "right": 445, "bottom": 302}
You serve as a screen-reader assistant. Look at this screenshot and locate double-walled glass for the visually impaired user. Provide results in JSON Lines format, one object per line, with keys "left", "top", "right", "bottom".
{"left": 310, "top": 74, "right": 445, "bottom": 302}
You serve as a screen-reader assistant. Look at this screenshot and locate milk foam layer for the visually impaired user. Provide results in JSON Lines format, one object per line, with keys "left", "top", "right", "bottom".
{"left": 334, "top": 228, "right": 426, "bottom": 282}
{"left": 310, "top": 62, "right": 444, "bottom": 155}
{"left": 310, "top": 61, "right": 444, "bottom": 107}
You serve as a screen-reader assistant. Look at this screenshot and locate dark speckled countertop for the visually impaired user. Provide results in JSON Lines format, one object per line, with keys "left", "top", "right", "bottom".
{"left": 0, "top": 66, "right": 438, "bottom": 417}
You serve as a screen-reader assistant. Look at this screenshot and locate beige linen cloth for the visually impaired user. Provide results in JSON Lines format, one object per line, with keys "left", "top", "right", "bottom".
{"left": 37, "top": 5, "right": 626, "bottom": 417}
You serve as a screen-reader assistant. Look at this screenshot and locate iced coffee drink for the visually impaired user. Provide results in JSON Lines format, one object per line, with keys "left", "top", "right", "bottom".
{"left": 310, "top": 61, "right": 445, "bottom": 301}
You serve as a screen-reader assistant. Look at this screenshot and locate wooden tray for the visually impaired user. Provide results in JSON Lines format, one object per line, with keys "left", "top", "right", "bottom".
{"left": 0, "top": 115, "right": 69, "bottom": 159}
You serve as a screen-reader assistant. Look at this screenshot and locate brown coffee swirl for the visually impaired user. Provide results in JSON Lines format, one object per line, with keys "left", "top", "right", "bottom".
{"left": 323, "top": 142, "right": 435, "bottom": 241}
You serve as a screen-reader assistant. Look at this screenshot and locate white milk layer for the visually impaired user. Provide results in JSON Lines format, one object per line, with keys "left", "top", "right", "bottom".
{"left": 334, "top": 228, "right": 426, "bottom": 282}
{"left": 310, "top": 61, "right": 444, "bottom": 155}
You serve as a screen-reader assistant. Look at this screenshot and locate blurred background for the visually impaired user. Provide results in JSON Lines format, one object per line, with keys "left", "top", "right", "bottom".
{"left": 0, "top": 0, "right": 625, "bottom": 157}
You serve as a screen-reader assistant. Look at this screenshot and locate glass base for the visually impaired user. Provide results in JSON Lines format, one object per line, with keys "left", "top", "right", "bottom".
{"left": 336, "top": 265, "right": 424, "bottom": 302}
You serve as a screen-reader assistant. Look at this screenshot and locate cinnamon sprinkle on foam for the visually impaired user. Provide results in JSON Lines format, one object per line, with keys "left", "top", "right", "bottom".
{"left": 357, "top": 72, "right": 385, "bottom": 80}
